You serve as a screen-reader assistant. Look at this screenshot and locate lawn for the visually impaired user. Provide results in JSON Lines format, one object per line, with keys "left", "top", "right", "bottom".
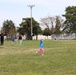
{"left": 0, "top": 40, "right": 76, "bottom": 75}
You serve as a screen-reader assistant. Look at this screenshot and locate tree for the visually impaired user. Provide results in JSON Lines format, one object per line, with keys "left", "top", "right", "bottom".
{"left": 43, "top": 28, "right": 52, "bottom": 36}
{"left": 62, "top": 6, "right": 76, "bottom": 33}
{"left": 2, "top": 20, "right": 16, "bottom": 37}
{"left": 54, "top": 16, "right": 63, "bottom": 34}
{"left": 40, "top": 15, "right": 63, "bottom": 34}
{"left": 40, "top": 16, "right": 55, "bottom": 34}
{"left": 18, "top": 18, "right": 42, "bottom": 40}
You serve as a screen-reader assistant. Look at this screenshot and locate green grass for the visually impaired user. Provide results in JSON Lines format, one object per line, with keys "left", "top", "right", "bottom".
{"left": 0, "top": 40, "right": 76, "bottom": 75}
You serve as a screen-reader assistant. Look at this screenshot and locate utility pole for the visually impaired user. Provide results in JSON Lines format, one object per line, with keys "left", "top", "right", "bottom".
{"left": 27, "top": 5, "right": 35, "bottom": 40}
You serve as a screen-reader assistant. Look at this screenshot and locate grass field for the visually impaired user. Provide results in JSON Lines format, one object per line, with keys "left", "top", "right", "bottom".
{"left": 0, "top": 40, "right": 76, "bottom": 75}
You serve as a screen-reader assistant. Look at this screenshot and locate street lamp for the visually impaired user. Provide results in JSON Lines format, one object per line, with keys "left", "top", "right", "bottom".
{"left": 27, "top": 5, "right": 35, "bottom": 40}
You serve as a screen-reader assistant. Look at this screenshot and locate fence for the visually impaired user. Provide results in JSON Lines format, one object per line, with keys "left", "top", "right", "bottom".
{"left": 33, "top": 35, "right": 51, "bottom": 40}
{"left": 51, "top": 33, "right": 76, "bottom": 40}
{"left": 33, "top": 33, "right": 76, "bottom": 40}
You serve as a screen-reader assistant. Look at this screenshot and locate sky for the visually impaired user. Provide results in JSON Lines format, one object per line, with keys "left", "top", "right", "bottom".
{"left": 0, "top": 0, "right": 76, "bottom": 28}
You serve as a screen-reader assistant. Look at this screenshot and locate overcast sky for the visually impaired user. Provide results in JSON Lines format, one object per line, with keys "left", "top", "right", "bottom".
{"left": 0, "top": 0, "right": 76, "bottom": 27}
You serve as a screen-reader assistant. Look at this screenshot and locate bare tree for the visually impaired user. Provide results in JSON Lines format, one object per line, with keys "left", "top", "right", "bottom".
{"left": 40, "top": 15, "right": 64, "bottom": 34}
{"left": 40, "top": 16, "right": 55, "bottom": 33}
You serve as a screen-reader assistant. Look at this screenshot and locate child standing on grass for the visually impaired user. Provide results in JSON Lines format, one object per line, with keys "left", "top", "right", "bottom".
{"left": 36, "top": 39, "right": 44, "bottom": 55}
